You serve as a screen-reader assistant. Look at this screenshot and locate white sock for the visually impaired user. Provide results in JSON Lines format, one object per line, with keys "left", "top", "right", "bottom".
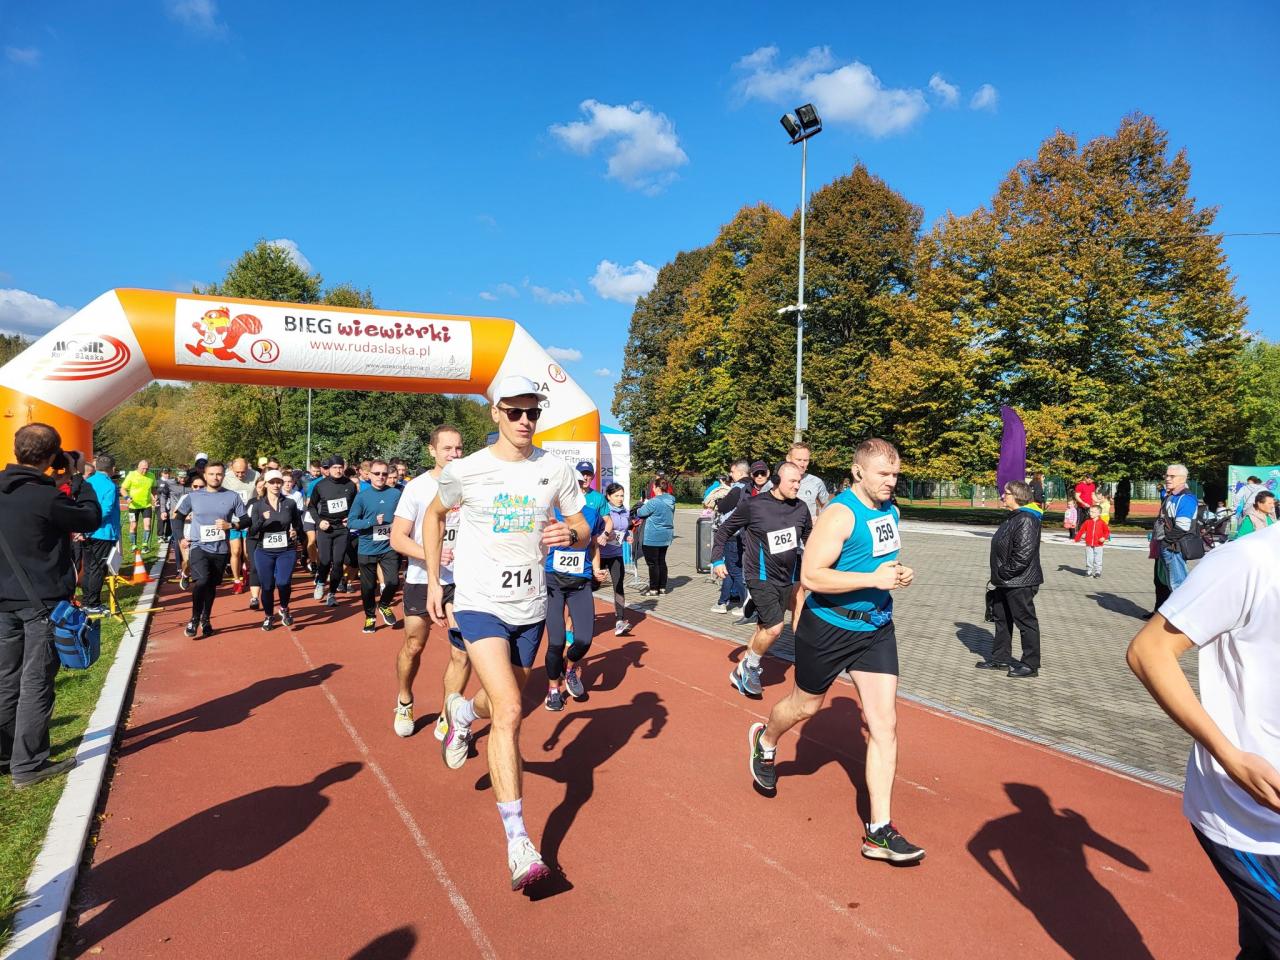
{"left": 745, "top": 650, "right": 762, "bottom": 670}
{"left": 867, "top": 820, "right": 889, "bottom": 833}
{"left": 498, "top": 799, "right": 528, "bottom": 844}
{"left": 455, "top": 697, "right": 478, "bottom": 729}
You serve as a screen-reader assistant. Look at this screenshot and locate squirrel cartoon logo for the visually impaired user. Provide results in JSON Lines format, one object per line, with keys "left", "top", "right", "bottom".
{"left": 185, "top": 307, "right": 263, "bottom": 363}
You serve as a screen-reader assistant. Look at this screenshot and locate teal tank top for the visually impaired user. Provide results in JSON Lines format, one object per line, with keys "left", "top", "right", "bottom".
{"left": 806, "top": 489, "right": 901, "bottom": 630}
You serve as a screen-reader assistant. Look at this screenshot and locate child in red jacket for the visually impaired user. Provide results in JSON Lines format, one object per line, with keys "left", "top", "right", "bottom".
{"left": 1074, "top": 504, "right": 1111, "bottom": 578}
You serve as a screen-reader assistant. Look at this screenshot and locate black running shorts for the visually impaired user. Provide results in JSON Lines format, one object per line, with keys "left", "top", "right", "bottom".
{"left": 750, "top": 580, "right": 798, "bottom": 630}
{"left": 793, "top": 608, "right": 898, "bottom": 695}
{"left": 402, "top": 582, "right": 455, "bottom": 619}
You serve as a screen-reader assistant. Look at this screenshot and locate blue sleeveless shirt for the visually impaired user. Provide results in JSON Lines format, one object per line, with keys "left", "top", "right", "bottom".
{"left": 806, "top": 490, "right": 901, "bottom": 631}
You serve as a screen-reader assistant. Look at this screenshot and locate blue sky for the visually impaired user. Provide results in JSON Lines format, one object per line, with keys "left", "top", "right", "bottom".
{"left": 2, "top": 1, "right": 1277, "bottom": 422}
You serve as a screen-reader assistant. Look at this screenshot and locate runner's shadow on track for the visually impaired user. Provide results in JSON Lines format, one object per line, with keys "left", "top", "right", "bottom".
{"left": 71, "top": 762, "right": 361, "bottom": 951}
{"left": 585, "top": 640, "right": 647, "bottom": 694}
{"left": 349, "top": 925, "right": 416, "bottom": 959}
{"left": 119, "top": 664, "right": 341, "bottom": 756}
{"left": 772, "top": 695, "right": 871, "bottom": 820}
{"left": 1056, "top": 564, "right": 1088, "bottom": 576}
{"left": 478, "top": 692, "right": 669, "bottom": 901}
{"left": 1087, "top": 592, "right": 1148, "bottom": 620}
{"left": 955, "top": 621, "right": 995, "bottom": 659}
{"left": 968, "top": 783, "right": 1153, "bottom": 960}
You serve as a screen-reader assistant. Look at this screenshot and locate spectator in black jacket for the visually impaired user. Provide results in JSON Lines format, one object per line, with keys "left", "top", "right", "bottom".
{"left": 0, "top": 423, "right": 102, "bottom": 788}
{"left": 978, "top": 480, "right": 1045, "bottom": 678}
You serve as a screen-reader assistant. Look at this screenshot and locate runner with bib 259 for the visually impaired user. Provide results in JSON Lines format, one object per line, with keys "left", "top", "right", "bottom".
{"left": 747, "top": 438, "right": 926, "bottom": 865}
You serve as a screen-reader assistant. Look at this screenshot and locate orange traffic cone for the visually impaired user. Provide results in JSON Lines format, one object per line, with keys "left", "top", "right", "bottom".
{"left": 128, "top": 548, "right": 152, "bottom": 585}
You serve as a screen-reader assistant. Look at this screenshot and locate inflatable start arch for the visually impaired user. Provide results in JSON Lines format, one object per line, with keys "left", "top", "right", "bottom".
{"left": 0, "top": 289, "right": 600, "bottom": 464}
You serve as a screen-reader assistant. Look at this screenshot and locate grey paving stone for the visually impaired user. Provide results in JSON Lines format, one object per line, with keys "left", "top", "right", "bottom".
{"left": 623, "top": 509, "right": 1195, "bottom": 786}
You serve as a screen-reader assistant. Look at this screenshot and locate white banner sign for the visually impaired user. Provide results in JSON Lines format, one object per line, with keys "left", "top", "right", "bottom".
{"left": 173, "top": 298, "right": 473, "bottom": 381}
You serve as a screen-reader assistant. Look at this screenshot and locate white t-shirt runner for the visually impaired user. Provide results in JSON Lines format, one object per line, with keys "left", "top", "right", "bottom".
{"left": 437, "top": 447, "right": 584, "bottom": 625}
{"left": 394, "top": 471, "right": 460, "bottom": 587}
{"left": 1159, "top": 520, "right": 1280, "bottom": 855}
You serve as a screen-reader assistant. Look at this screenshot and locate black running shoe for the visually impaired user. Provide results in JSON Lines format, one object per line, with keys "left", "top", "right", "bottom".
{"left": 279, "top": 608, "right": 294, "bottom": 627}
{"left": 184, "top": 619, "right": 198, "bottom": 638}
{"left": 249, "top": 596, "right": 260, "bottom": 611}
{"left": 201, "top": 620, "right": 214, "bottom": 638}
{"left": 861, "top": 823, "right": 925, "bottom": 864}
{"left": 748, "top": 722, "right": 776, "bottom": 791}
{"left": 261, "top": 616, "right": 273, "bottom": 632}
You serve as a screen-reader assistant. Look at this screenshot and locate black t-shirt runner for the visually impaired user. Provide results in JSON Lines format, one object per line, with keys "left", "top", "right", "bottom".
{"left": 711, "top": 491, "right": 812, "bottom": 583}
{"left": 307, "top": 477, "right": 358, "bottom": 528}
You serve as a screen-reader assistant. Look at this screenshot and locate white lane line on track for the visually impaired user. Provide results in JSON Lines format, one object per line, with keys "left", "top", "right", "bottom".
{"left": 288, "top": 633, "right": 497, "bottom": 960}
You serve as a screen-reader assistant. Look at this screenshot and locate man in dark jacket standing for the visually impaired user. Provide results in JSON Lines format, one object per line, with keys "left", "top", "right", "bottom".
{"left": 0, "top": 423, "right": 102, "bottom": 788}
{"left": 978, "top": 480, "right": 1044, "bottom": 678}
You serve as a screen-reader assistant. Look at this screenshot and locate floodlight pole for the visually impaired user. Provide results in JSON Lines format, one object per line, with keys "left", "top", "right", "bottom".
{"left": 306, "top": 388, "right": 313, "bottom": 465}
{"left": 794, "top": 135, "right": 808, "bottom": 445}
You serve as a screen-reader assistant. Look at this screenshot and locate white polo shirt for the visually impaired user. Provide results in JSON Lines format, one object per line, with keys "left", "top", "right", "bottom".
{"left": 1160, "top": 521, "right": 1280, "bottom": 854}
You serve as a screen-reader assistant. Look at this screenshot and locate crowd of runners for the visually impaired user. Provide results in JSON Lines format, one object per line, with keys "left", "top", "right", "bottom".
{"left": 110, "top": 376, "right": 924, "bottom": 890}
{"left": 46, "top": 376, "right": 1273, "bottom": 957}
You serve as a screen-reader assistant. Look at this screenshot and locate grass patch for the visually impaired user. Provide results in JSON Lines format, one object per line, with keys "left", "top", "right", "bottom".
{"left": 0, "top": 539, "right": 161, "bottom": 949}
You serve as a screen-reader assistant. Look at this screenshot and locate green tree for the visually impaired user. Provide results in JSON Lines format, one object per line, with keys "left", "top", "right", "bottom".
{"left": 1238, "top": 338, "right": 1280, "bottom": 463}
{"left": 0, "top": 334, "right": 31, "bottom": 366}
{"left": 613, "top": 245, "right": 713, "bottom": 469}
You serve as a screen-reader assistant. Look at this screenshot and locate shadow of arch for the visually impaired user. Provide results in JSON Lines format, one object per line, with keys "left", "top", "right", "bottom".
{"left": 349, "top": 925, "right": 417, "bottom": 960}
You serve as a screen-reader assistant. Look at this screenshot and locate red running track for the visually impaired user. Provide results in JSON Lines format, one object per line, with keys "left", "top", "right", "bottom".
{"left": 66, "top": 569, "right": 1234, "bottom": 959}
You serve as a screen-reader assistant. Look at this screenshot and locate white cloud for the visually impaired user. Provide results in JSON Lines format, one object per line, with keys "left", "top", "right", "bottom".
{"left": 530, "top": 286, "right": 584, "bottom": 306}
{"left": 478, "top": 291, "right": 498, "bottom": 302}
{"left": 0, "top": 288, "right": 76, "bottom": 337}
{"left": 970, "top": 83, "right": 999, "bottom": 111}
{"left": 496, "top": 282, "right": 518, "bottom": 298}
{"left": 546, "top": 346, "right": 583, "bottom": 363}
{"left": 166, "top": 0, "right": 227, "bottom": 35}
{"left": 734, "top": 46, "right": 928, "bottom": 137}
{"left": 267, "top": 238, "right": 312, "bottom": 273}
{"left": 928, "top": 73, "right": 959, "bottom": 107}
{"left": 589, "top": 259, "right": 658, "bottom": 303}
{"left": 476, "top": 213, "right": 498, "bottom": 229}
{"left": 594, "top": 367, "right": 612, "bottom": 377}
{"left": 5, "top": 47, "right": 40, "bottom": 65}
{"left": 549, "top": 100, "right": 689, "bottom": 193}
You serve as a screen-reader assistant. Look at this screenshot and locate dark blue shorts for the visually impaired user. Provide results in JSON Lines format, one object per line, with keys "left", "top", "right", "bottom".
{"left": 1194, "top": 826, "right": 1280, "bottom": 957}
{"left": 453, "top": 610, "right": 546, "bottom": 668}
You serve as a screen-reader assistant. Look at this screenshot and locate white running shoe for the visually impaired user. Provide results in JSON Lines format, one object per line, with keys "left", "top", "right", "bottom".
{"left": 615, "top": 619, "right": 631, "bottom": 636}
{"left": 508, "top": 837, "right": 551, "bottom": 891}
{"left": 393, "top": 701, "right": 414, "bottom": 738}
{"left": 440, "top": 693, "right": 470, "bottom": 769}
{"left": 710, "top": 602, "right": 729, "bottom": 614}
{"left": 433, "top": 711, "right": 448, "bottom": 742}
{"left": 312, "top": 580, "right": 325, "bottom": 601}
{"left": 564, "top": 664, "right": 585, "bottom": 700}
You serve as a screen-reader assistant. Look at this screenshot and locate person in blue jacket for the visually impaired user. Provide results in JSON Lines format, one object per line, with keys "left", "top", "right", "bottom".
{"left": 635, "top": 478, "right": 676, "bottom": 596}
{"left": 347, "top": 459, "right": 403, "bottom": 634}
{"left": 80, "top": 453, "right": 122, "bottom": 613}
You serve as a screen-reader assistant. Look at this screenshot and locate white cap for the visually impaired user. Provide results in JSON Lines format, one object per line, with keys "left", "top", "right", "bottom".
{"left": 263, "top": 469, "right": 284, "bottom": 483}
{"left": 489, "top": 375, "right": 547, "bottom": 404}
{"left": 194, "top": 452, "right": 209, "bottom": 462}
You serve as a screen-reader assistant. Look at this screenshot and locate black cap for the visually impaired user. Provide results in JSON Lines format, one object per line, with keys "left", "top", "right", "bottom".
{"left": 750, "top": 460, "right": 769, "bottom": 474}
{"left": 323, "top": 456, "right": 346, "bottom": 468}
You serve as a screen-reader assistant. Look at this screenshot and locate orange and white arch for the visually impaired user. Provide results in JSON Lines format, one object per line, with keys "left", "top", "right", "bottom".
{"left": 0, "top": 289, "right": 599, "bottom": 462}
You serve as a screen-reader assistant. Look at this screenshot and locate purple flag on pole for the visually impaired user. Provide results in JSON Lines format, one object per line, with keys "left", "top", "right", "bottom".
{"left": 996, "top": 405, "right": 1026, "bottom": 495}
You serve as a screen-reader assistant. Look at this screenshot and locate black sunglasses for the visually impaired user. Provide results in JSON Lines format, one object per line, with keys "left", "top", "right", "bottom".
{"left": 752, "top": 470, "right": 768, "bottom": 477}
{"left": 498, "top": 405, "right": 542, "bottom": 422}
{"left": 370, "top": 471, "right": 389, "bottom": 476}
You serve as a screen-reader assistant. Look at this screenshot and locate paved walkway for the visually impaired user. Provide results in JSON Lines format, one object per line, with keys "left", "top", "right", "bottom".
{"left": 632, "top": 510, "right": 1194, "bottom": 786}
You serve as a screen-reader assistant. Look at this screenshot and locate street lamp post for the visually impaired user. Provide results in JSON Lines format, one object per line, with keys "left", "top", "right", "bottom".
{"left": 779, "top": 103, "right": 822, "bottom": 443}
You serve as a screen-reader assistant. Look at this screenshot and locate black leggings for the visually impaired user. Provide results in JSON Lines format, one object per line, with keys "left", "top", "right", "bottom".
{"left": 189, "top": 549, "right": 229, "bottom": 622}
{"left": 603, "top": 555, "right": 626, "bottom": 618}
{"left": 643, "top": 545, "right": 668, "bottom": 591}
{"left": 545, "top": 579, "right": 595, "bottom": 680}
{"left": 316, "top": 526, "right": 354, "bottom": 592}
{"left": 245, "top": 537, "right": 259, "bottom": 586}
